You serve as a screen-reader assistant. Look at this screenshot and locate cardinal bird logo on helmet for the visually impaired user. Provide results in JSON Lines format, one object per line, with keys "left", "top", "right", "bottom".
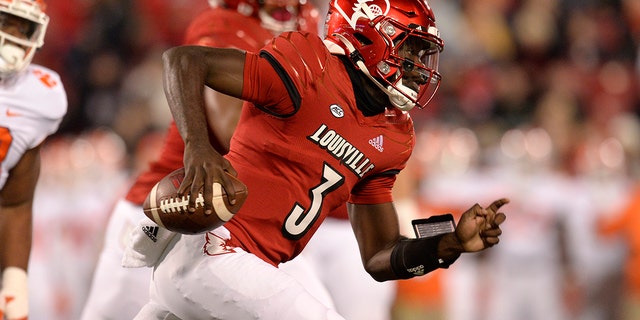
{"left": 333, "top": 0, "right": 390, "bottom": 29}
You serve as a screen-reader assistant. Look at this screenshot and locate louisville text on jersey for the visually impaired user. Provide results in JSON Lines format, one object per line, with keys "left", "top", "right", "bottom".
{"left": 308, "top": 123, "right": 375, "bottom": 178}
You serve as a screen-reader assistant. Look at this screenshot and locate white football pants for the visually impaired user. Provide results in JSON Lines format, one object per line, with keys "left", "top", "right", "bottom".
{"left": 135, "top": 227, "right": 342, "bottom": 320}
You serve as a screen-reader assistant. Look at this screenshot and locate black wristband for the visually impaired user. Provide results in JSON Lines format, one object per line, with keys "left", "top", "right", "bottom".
{"left": 390, "top": 235, "right": 457, "bottom": 279}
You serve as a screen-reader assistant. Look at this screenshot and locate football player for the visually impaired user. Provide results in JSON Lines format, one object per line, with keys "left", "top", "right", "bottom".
{"left": 79, "top": 0, "right": 325, "bottom": 319}
{"left": 132, "top": 0, "right": 509, "bottom": 318}
{"left": 0, "top": 1, "right": 67, "bottom": 319}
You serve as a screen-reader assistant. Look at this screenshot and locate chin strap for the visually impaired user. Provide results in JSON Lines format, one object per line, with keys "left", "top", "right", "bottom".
{"left": 0, "top": 44, "right": 26, "bottom": 75}
{"left": 388, "top": 82, "right": 418, "bottom": 111}
{"left": 331, "top": 33, "right": 416, "bottom": 111}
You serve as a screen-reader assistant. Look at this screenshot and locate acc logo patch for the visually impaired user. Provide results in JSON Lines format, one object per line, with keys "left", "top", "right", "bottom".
{"left": 330, "top": 104, "right": 344, "bottom": 118}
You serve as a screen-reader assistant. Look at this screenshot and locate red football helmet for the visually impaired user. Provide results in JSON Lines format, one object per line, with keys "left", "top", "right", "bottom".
{"left": 0, "top": 0, "right": 48, "bottom": 78}
{"left": 209, "top": 0, "right": 319, "bottom": 34}
{"left": 324, "top": 0, "right": 443, "bottom": 111}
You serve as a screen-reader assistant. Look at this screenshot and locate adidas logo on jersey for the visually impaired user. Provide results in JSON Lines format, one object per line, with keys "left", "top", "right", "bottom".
{"left": 369, "top": 135, "right": 384, "bottom": 152}
{"left": 142, "top": 225, "right": 159, "bottom": 242}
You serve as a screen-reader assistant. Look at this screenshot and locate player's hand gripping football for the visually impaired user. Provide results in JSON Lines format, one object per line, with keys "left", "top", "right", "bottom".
{"left": 0, "top": 267, "right": 28, "bottom": 320}
{"left": 180, "top": 142, "right": 240, "bottom": 216}
{"left": 455, "top": 198, "right": 508, "bottom": 252}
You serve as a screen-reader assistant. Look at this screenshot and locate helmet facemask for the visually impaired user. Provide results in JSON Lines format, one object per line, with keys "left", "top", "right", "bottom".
{"left": 0, "top": 0, "right": 48, "bottom": 79}
{"left": 325, "top": 0, "right": 443, "bottom": 111}
{"left": 377, "top": 20, "right": 442, "bottom": 111}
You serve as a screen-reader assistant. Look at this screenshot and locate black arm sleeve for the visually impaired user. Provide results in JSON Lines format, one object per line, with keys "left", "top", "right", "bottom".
{"left": 390, "top": 235, "right": 460, "bottom": 279}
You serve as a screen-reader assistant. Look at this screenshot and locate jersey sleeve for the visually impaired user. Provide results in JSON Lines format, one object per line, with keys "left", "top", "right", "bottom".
{"left": 241, "top": 51, "right": 295, "bottom": 114}
{"left": 241, "top": 32, "right": 332, "bottom": 115}
{"left": 24, "top": 66, "right": 68, "bottom": 147}
{"left": 348, "top": 173, "right": 397, "bottom": 204}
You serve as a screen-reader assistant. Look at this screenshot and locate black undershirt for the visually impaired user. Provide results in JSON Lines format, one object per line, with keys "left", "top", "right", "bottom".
{"left": 338, "top": 55, "right": 389, "bottom": 117}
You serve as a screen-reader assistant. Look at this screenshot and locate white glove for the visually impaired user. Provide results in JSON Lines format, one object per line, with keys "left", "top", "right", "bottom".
{"left": 0, "top": 267, "right": 28, "bottom": 320}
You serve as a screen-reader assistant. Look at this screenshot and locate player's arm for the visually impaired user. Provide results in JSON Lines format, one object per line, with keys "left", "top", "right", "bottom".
{"left": 162, "top": 45, "right": 246, "bottom": 214}
{"left": 203, "top": 88, "right": 243, "bottom": 154}
{"left": 0, "top": 145, "right": 41, "bottom": 269}
{"left": 0, "top": 145, "right": 42, "bottom": 319}
{"left": 194, "top": 32, "right": 248, "bottom": 154}
{"left": 349, "top": 198, "right": 508, "bottom": 281}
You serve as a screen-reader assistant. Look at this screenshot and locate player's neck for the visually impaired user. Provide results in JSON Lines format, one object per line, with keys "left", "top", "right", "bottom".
{"left": 0, "top": 71, "right": 23, "bottom": 86}
{"left": 338, "top": 55, "right": 389, "bottom": 116}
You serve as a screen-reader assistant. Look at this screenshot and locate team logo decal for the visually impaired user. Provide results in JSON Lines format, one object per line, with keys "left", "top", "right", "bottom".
{"left": 333, "top": 0, "right": 390, "bottom": 29}
{"left": 369, "top": 135, "right": 384, "bottom": 152}
{"left": 330, "top": 104, "right": 344, "bottom": 118}
{"left": 203, "top": 232, "right": 237, "bottom": 256}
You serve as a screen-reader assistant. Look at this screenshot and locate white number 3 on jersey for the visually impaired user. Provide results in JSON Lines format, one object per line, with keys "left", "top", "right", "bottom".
{"left": 283, "top": 163, "right": 344, "bottom": 239}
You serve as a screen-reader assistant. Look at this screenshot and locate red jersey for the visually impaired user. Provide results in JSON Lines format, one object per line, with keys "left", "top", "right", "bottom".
{"left": 224, "top": 32, "right": 415, "bottom": 265}
{"left": 125, "top": 9, "right": 277, "bottom": 205}
{"left": 126, "top": 7, "right": 323, "bottom": 206}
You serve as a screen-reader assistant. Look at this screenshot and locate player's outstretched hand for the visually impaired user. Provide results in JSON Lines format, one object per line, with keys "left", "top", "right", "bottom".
{"left": 455, "top": 198, "right": 509, "bottom": 252}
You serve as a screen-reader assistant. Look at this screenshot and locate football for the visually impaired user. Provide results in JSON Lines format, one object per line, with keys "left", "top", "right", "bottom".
{"left": 143, "top": 167, "right": 248, "bottom": 234}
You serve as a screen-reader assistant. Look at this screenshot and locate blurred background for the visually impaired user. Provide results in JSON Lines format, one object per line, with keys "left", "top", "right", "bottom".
{"left": 28, "top": 0, "right": 640, "bottom": 319}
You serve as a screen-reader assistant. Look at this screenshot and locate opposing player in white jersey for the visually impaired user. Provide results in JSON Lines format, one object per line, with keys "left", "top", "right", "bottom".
{"left": 0, "top": 1, "right": 67, "bottom": 319}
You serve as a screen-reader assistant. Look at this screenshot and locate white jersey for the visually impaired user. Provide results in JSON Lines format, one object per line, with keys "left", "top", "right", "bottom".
{"left": 0, "top": 64, "right": 67, "bottom": 188}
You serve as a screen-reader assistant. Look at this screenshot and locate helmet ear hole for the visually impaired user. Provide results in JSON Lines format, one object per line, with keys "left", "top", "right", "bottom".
{"left": 353, "top": 33, "right": 373, "bottom": 46}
